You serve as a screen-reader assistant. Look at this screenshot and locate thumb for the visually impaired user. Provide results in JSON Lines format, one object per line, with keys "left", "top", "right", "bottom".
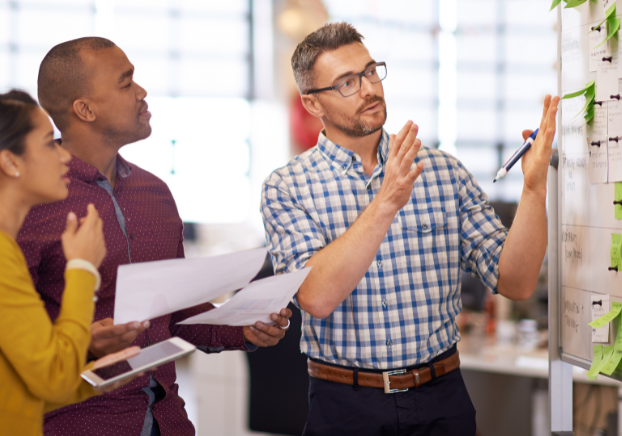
{"left": 522, "top": 130, "right": 533, "bottom": 141}
{"left": 64, "top": 212, "right": 78, "bottom": 236}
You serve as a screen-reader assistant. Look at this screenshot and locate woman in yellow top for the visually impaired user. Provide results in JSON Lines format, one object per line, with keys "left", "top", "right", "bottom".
{"left": 0, "top": 90, "right": 144, "bottom": 436}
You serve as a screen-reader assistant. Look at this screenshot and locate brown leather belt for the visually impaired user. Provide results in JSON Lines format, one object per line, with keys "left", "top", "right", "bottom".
{"left": 308, "top": 351, "right": 460, "bottom": 394}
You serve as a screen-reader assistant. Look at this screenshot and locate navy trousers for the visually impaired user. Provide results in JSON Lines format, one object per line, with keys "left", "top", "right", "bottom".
{"left": 303, "top": 347, "right": 476, "bottom": 436}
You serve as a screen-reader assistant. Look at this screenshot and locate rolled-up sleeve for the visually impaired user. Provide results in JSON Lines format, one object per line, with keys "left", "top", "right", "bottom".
{"left": 260, "top": 173, "right": 326, "bottom": 305}
{"left": 457, "top": 161, "right": 508, "bottom": 293}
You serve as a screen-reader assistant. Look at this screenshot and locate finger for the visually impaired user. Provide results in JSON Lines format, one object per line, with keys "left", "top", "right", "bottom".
{"left": 92, "top": 346, "right": 141, "bottom": 369}
{"left": 64, "top": 212, "right": 78, "bottom": 236}
{"left": 270, "top": 313, "right": 290, "bottom": 328}
{"left": 390, "top": 121, "right": 413, "bottom": 158}
{"left": 522, "top": 130, "right": 533, "bottom": 141}
{"left": 538, "top": 95, "right": 552, "bottom": 133}
{"left": 92, "top": 321, "right": 143, "bottom": 339}
{"left": 253, "top": 321, "right": 286, "bottom": 339}
{"left": 400, "top": 138, "right": 422, "bottom": 174}
{"left": 280, "top": 308, "right": 292, "bottom": 318}
{"left": 408, "top": 162, "right": 425, "bottom": 183}
{"left": 396, "top": 124, "right": 418, "bottom": 161}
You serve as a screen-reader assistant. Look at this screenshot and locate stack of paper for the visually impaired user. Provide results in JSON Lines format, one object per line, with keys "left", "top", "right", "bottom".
{"left": 113, "top": 248, "right": 310, "bottom": 326}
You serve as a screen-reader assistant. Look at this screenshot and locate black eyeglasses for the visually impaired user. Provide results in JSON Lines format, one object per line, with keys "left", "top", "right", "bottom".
{"left": 306, "top": 62, "right": 387, "bottom": 97}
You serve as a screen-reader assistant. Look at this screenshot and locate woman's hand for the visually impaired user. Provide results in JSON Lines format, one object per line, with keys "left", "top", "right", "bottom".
{"left": 90, "top": 346, "right": 156, "bottom": 394}
{"left": 61, "top": 203, "right": 106, "bottom": 268}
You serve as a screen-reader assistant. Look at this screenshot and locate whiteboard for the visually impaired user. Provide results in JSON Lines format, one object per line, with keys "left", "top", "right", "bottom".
{"left": 558, "top": 0, "right": 622, "bottom": 379}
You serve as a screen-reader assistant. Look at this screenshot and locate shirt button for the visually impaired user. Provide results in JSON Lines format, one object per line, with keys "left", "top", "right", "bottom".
{"left": 387, "top": 340, "right": 392, "bottom": 346}
{"left": 422, "top": 224, "right": 429, "bottom": 230}
{"left": 342, "top": 165, "right": 347, "bottom": 170}
{"left": 367, "top": 185, "right": 371, "bottom": 190}
{"left": 382, "top": 300, "right": 387, "bottom": 308}
{"left": 377, "top": 261, "right": 382, "bottom": 268}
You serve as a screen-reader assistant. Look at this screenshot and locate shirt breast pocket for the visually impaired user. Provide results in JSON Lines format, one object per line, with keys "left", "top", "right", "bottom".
{"left": 396, "top": 207, "right": 448, "bottom": 271}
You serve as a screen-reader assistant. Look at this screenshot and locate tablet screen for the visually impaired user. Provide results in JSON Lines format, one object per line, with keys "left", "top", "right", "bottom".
{"left": 92, "top": 341, "right": 184, "bottom": 380}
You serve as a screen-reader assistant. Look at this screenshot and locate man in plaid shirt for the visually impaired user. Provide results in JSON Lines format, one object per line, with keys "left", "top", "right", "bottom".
{"left": 261, "top": 22, "right": 559, "bottom": 436}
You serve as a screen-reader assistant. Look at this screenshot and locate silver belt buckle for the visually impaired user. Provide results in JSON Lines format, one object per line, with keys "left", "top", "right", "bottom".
{"left": 382, "top": 369, "right": 409, "bottom": 394}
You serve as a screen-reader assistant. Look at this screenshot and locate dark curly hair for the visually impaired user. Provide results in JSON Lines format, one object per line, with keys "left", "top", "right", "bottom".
{"left": 0, "top": 89, "right": 40, "bottom": 156}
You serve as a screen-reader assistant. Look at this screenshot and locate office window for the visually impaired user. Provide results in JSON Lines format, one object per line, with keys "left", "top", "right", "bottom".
{"left": 323, "top": 0, "right": 439, "bottom": 148}
{"left": 324, "top": 0, "right": 557, "bottom": 202}
{"left": 1, "top": 0, "right": 254, "bottom": 224}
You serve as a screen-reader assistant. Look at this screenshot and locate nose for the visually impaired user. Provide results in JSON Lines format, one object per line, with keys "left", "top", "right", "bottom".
{"left": 58, "top": 143, "right": 71, "bottom": 164}
{"left": 135, "top": 81, "right": 148, "bottom": 100}
{"left": 359, "top": 75, "right": 375, "bottom": 98}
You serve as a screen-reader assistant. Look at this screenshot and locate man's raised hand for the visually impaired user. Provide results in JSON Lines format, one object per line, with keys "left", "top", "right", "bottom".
{"left": 377, "top": 121, "right": 424, "bottom": 213}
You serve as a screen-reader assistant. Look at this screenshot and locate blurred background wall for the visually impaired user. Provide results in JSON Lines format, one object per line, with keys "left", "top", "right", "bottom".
{"left": 0, "top": 1, "right": 560, "bottom": 435}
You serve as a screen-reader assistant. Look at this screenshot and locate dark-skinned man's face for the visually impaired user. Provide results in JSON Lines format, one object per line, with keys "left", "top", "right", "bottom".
{"left": 81, "top": 46, "right": 151, "bottom": 146}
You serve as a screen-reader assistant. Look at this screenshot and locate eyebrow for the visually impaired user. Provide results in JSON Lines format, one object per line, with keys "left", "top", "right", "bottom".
{"left": 118, "top": 66, "right": 134, "bottom": 84}
{"left": 331, "top": 60, "right": 377, "bottom": 84}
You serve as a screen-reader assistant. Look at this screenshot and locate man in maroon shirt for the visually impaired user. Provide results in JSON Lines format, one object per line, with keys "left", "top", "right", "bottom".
{"left": 17, "top": 37, "right": 292, "bottom": 436}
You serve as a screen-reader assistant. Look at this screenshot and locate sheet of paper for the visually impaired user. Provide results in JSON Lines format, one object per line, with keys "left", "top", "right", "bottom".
{"left": 603, "top": 0, "right": 617, "bottom": 11}
{"left": 589, "top": 138, "right": 609, "bottom": 184}
{"left": 177, "top": 268, "right": 312, "bottom": 326}
{"left": 591, "top": 25, "right": 609, "bottom": 72}
{"left": 590, "top": 301, "right": 622, "bottom": 328}
{"left": 114, "top": 247, "right": 268, "bottom": 325}
{"left": 590, "top": 102, "right": 609, "bottom": 184}
{"left": 615, "top": 183, "right": 622, "bottom": 219}
{"left": 608, "top": 101, "right": 622, "bottom": 181}
{"left": 596, "top": 57, "right": 619, "bottom": 101}
{"left": 612, "top": 233, "right": 622, "bottom": 270}
{"left": 601, "top": 312, "right": 622, "bottom": 375}
{"left": 587, "top": 345, "right": 604, "bottom": 380}
{"left": 592, "top": 294, "right": 611, "bottom": 342}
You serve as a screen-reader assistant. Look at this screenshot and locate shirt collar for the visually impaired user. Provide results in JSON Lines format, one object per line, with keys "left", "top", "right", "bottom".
{"left": 316, "top": 129, "right": 390, "bottom": 172}
{"left": 68, "top": 154, "right": 133, "bottom": 183}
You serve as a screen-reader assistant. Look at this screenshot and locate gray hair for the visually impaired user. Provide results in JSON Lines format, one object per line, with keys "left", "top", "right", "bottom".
{"left": 291, "top": 22, "right": 364, "bottom": 95}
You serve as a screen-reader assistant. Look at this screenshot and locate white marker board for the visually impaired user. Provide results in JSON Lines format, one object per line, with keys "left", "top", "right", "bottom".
{"left": 558, "top": 0, "right": 622, "bottom": 378}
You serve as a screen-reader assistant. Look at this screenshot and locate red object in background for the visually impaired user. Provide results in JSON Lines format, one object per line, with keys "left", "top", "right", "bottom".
{"left": 290, "top": 95, "right": 324, "bottom": 152}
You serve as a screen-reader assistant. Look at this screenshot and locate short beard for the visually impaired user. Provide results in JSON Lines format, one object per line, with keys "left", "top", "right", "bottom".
{"left": 325, "top": 97, "right": 387, "bottom": 138}
{"left": 102, "top": 119, "right": 152, "bottom": 149}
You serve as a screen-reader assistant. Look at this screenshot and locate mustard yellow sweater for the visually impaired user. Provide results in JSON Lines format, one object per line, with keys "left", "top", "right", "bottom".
{"left": 0, "top": 230, "right": 98, "bottom": 436}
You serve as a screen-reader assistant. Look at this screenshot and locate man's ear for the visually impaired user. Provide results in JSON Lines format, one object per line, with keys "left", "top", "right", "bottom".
{"left": 72, "top": 99, "right": 97, "bottom": 123}
{"left": 0, "top": 149, "right": 22, "bottom": 178}
{"left": 301, "top": 94, "right": 325, "bottom": 119}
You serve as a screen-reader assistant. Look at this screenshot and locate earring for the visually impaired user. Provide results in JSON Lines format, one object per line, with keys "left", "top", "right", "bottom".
{"left": 14, "top": 172, "right": 19, "bottom": 177}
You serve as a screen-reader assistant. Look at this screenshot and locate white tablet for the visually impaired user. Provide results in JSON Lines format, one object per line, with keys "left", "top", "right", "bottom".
{"left": 81, "top": 337, "right": 196, "bottom": 388}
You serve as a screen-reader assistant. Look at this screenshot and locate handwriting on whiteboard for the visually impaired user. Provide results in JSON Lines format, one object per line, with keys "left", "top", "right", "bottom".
{"left": 564, "top": 297, "right": 584, "bottom": 334}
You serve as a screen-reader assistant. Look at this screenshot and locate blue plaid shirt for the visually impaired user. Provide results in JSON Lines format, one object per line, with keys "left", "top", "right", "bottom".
{"left": 261, "top": 130, "right": 508, "bottom": 369}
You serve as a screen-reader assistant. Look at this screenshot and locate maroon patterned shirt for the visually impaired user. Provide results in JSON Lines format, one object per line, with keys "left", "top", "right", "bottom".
{"left": 17, "top": 154, "right": 249, "bottom": 436}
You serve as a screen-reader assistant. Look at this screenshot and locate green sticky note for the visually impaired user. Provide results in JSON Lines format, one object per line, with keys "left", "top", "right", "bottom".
{"left": 606, "top": 3, "right": 617, "bottom": 18}
{"left": 615, "top": 183, "right": 622, "bottom": 220}
{"left": 612, "top": 234, "right": 622, "bottom": 272}
{"left": 601, "top": 314, "right": 622, "bottom": 375}
{"left": 562, "top": 81, "right": 594, "bottom": 100}
{"left": 565, "top": 0, "right": 588, "bottom": 7}
{"left": 550, "top": 0, "right": 563, "bottom": 10}
{"left": 588, "top": 345, "right": 604, "bottom": 380}
{"left": 589, "top": 301, "right": 622, "bottom": 328}
{"left": 588, "top": 345, "right": 614, "bottom": 379}
{"left": 599, "top": 16, "right": 622, "bottom": 47}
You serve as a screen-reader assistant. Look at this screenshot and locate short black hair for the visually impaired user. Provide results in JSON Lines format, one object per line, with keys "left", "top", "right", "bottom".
{"left": 291, "top": 22, "right": 364, "bottom": 95}
{"left": 38, "top": 37, "right": 116, "bottom": 131}
{"left": 0, "top": 90, "right": 39, "bottom": 156}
